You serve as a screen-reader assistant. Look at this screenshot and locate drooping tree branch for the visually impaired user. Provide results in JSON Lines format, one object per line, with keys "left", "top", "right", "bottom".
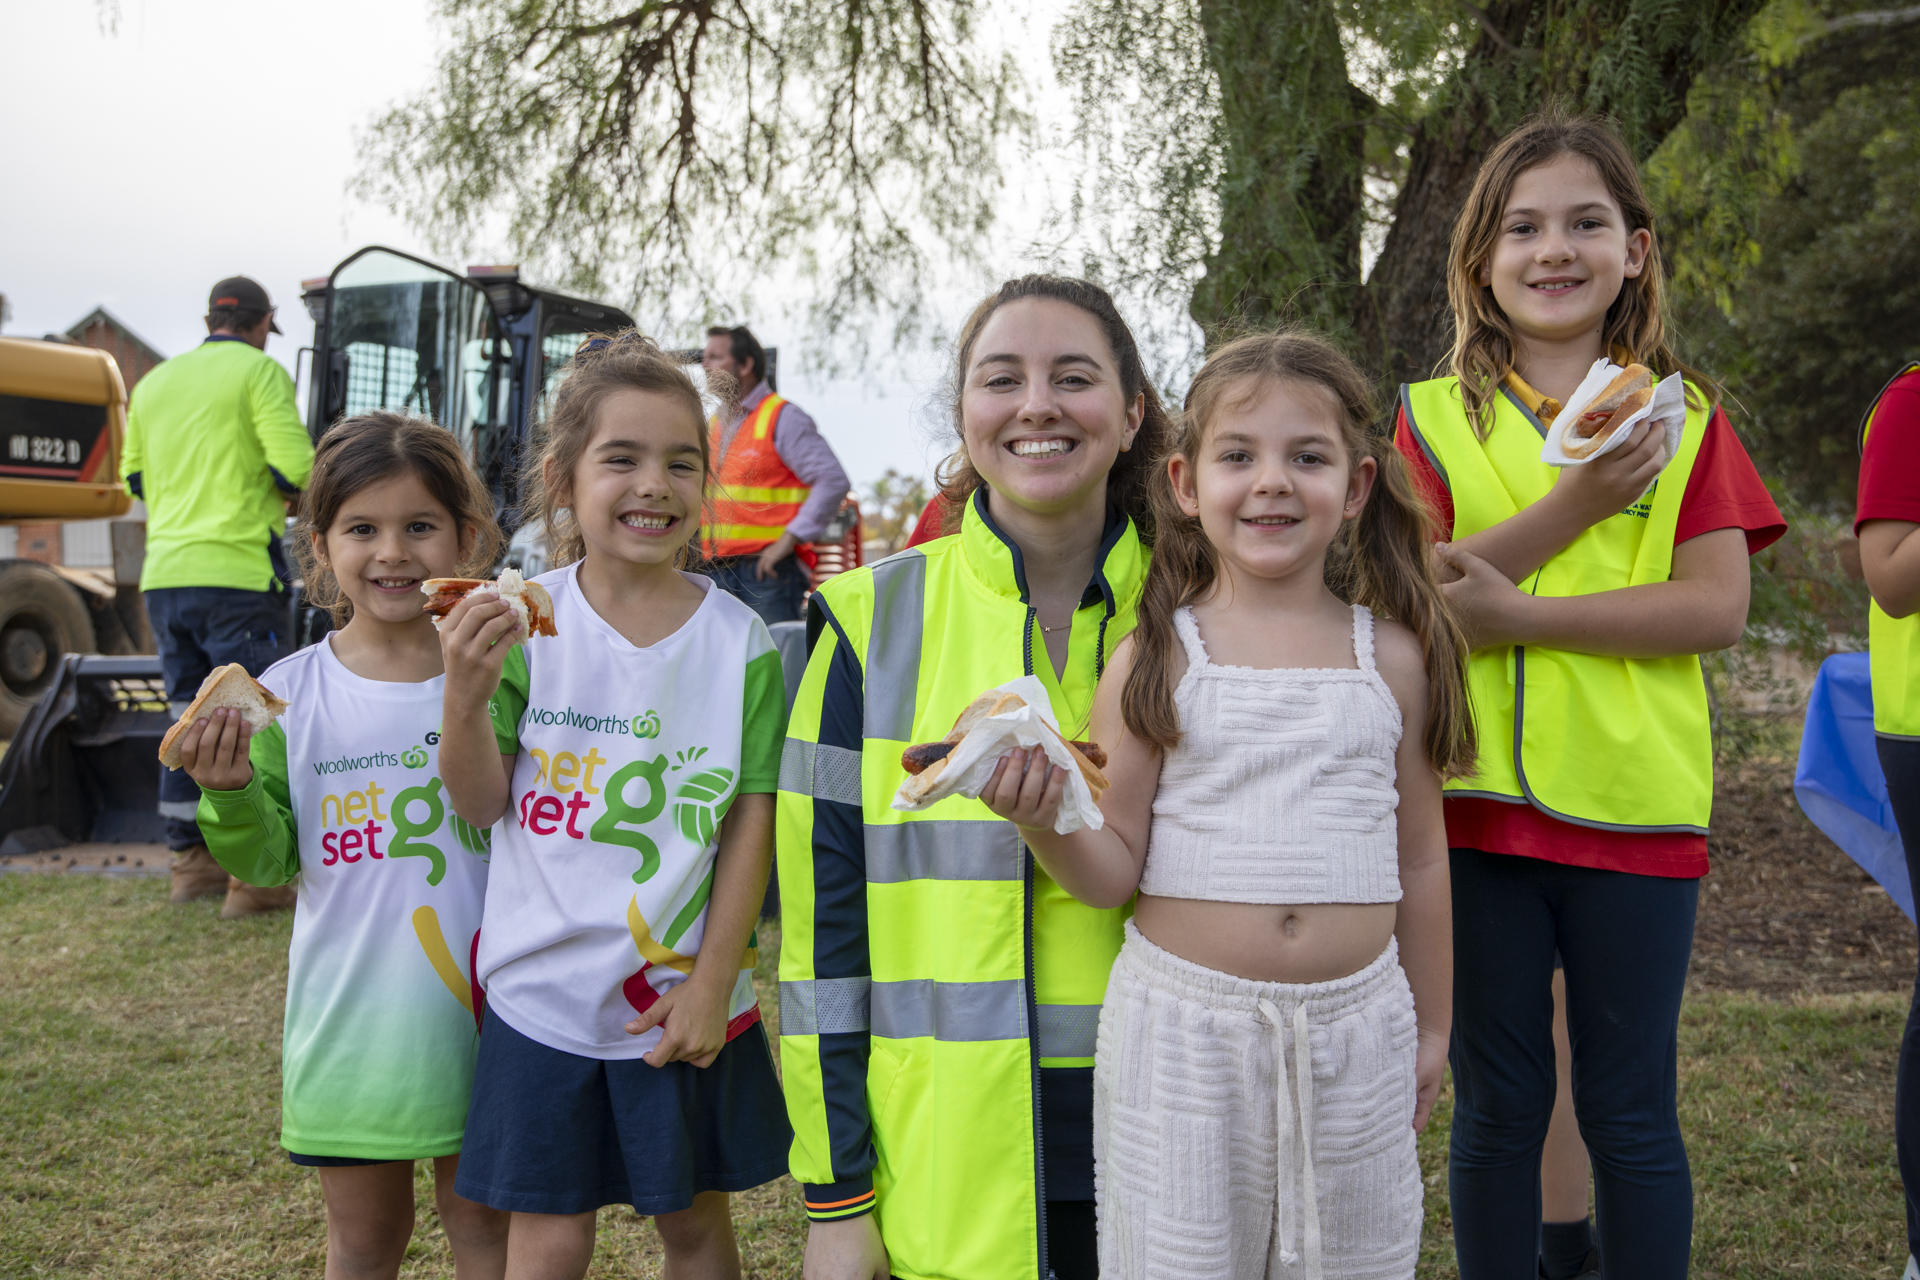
{"left": 358, "top": 0, "right": 1025, "bottom": 349}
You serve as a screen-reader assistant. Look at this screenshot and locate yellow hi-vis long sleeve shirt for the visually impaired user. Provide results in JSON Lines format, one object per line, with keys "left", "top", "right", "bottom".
{"left": 122, "top": 337, "right": 314, "bottom": 592}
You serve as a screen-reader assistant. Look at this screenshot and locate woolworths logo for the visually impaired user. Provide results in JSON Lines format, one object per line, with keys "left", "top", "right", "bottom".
{"left": 526, "top": 704, "right": 665, "bottom": 739}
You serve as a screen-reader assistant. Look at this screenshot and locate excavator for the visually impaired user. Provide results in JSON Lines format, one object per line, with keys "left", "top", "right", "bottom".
{"left": 0, "top": 247, "right": 642, "bottom": 854}
{"left": 1, "top": 245, "right": 861, "bottom": 861}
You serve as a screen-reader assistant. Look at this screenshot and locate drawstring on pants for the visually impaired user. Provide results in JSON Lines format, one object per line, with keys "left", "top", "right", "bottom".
{"left": 1257, "top": 999, "right": 1321, "bottom": 1279}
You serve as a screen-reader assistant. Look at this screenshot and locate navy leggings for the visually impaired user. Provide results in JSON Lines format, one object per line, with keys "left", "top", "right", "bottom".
{"left": 1447, "top": 847, "right": 1699, "bottom": 1279}
{"left": 1880, "top": 738, "right": 1920, "bottom": 1258}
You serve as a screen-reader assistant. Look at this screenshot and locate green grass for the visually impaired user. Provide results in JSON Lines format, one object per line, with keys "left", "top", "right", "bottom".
{"left": 0, "top": 874, "right": 1908, "bottom": 1276}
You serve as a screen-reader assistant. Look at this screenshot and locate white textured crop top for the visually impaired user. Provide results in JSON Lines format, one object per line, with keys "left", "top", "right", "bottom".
{"left": 1138, "top": 604, "right": 1405, "bottom": 905}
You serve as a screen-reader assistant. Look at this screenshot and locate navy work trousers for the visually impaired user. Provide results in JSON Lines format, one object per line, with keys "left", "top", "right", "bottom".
{"left": 1447, "top": 846, "right": 1698, "bottom": 1280}
{"left": 146, "top": 586, "right": 291, "bottom": 849}
{"left": 707, "top": 553, "right": 810, "bottom": 627}
{"left": 1881, "top": 738, "right": 1920, "bottom": 1259}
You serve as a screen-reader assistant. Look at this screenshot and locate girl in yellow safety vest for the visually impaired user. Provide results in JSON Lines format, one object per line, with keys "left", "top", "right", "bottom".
{"left": 1391, "top": 113, "right": 1783, "bottom": 1279}
{"left": 1855, "top": 362, "right": 1920, "bottom": 1275}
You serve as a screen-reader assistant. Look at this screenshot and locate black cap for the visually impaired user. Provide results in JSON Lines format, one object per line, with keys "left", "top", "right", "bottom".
{"left": 207, "top": 276, "right": 282, "bottom": 333}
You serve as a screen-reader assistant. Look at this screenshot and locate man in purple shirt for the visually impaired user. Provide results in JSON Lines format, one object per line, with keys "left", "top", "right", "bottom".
{"left": 701, "top": 326, "right": 852, "bottom": 624}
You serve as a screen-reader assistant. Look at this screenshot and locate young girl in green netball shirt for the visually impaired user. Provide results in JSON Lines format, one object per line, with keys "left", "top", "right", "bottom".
{"left": 436, "top": 332, "right": 790, "bottom": 1280}
{"left": 180, "top": 412, "right": 511, "bottom": 1277}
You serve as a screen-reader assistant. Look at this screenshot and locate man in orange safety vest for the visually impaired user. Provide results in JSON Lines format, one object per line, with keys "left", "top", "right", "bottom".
{"left": 700, "top": 325, "right": 851, "bottom": 624}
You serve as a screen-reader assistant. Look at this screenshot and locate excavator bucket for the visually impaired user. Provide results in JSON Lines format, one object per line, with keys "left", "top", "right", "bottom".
{"left": 0, "top": 655, "right": 169, "bottom": 855}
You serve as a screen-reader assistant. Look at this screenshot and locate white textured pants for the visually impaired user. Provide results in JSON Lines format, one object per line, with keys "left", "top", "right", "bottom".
{"left": 1094, "top": 922, "right": 1422, "bottom": 1279}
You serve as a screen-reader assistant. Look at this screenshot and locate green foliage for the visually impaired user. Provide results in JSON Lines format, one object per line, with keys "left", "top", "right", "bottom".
{"left": 1706, "top": 490, "right": 1870, "bottom": 763}
{"left": 1652, "top": 0, "right": 1920, "bottom": 508}
{"left": 371, "top": 0, "right": 1767, "bottom": 385}
{"left": 1184, "top": 0, "right": 1366, "bottom": 337}
{"left": 861, "top": 467, "right": 932, "bottom": 553}
{"left": 1040, "top": 0, "right": 1227, "bottom": 367}
{"left": 359, "top": 0, "right": 1027, "bottom": 345}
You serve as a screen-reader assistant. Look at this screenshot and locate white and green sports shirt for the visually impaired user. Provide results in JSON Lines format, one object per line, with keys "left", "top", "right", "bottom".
{"left": 483, "top": 565, "right": 786, "bottom": 1060}
{"left": 199, "top": 640, "right": 491, "bottom": 1160}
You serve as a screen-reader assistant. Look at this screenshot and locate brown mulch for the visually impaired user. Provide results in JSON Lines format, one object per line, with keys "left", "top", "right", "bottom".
{"left": 1691, "top": 758, "right": 1916, "bottom": 995}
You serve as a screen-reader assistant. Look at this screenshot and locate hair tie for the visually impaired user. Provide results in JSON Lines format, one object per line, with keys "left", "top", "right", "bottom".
{"left": 581, "top": 337, "right": 612, "bottom": 352}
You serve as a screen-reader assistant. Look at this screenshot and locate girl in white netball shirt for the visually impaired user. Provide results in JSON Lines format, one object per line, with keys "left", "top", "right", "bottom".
{"left": 179, "top": 412, "right": 510, "bottom": 1278}
{"left": 437, "top": 331, "right": 790, "bottom": 1280}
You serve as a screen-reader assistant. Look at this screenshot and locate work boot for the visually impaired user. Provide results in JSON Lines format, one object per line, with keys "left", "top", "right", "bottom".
{"left": 169, "top": 845, "right": 230, "bottom": 903}
{"left": 221, "top": 877, "right": 296, "bottom": 919}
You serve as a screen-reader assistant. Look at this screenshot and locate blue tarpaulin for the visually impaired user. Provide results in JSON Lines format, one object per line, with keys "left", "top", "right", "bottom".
{"left": 1793, "top": 652, "right": 1912, "bottom": 922}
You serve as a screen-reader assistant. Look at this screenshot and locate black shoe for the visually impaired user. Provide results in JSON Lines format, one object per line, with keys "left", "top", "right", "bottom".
{"left": 1539, "top": 1249, "right": 1601, "bottom": 1280}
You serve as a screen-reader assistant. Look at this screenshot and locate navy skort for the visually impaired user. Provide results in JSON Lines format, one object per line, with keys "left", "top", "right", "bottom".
{"left": 453, "top": 1008, "right": 791, "bottom": 1217}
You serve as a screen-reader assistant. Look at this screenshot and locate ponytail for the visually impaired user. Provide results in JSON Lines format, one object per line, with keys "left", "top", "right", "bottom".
{"left": 1333, "top": 443, "right": 1477, "bottom": 778}
{"left": 1119, "top": 449, "right": 1218, "bottom": 752}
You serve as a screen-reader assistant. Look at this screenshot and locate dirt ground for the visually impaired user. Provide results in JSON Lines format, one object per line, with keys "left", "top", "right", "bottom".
{"left": 1692, "top": 758, "right": 1916, "bottom": 996}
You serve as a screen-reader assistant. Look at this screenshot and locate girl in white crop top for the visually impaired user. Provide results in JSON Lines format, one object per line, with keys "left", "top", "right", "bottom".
{"left": 983, "top": 332, "right": 1476, "bottom": 1279}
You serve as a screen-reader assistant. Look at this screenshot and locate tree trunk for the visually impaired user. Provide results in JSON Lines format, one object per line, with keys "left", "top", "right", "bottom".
{"left": 1189, "top": 0, "right": 1366, "bottom": 341}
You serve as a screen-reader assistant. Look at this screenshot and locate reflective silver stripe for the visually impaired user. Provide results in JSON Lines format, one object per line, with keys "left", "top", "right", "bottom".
{"left": 158, "top": 800, "right": 201, "bottom": 819}
{"left": 780, "top": 976, "right": 872, "bottom": 1036}
{"left": 779, "top": 738, "right": 863, "bottom": 807}
{"left": 871, "top": 978, "right": 1027, "bottom": 1042}
{"left": 863, "top": 551, "right": 926, "bottom": 742}
{"left": 1037, "top": 1004, "right": 1102, "bottom": 1059}
{"left": 168, "top": 701, "right": 194, "bottom": 717}
{"left": 865, "top": 821, "right": 1022, "bottom": 883}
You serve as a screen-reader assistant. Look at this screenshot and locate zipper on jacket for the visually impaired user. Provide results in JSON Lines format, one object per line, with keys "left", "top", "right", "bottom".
{"left": 1024, "top": 842, "right": 1052, "bottom": 1280}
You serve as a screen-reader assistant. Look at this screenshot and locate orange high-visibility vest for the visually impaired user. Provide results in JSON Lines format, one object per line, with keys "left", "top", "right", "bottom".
{"left": 704, "top": 393, "right": 810, "bottom": 557}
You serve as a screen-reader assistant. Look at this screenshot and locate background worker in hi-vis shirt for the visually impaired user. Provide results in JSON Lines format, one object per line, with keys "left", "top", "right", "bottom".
{"left": 123, "top": 274, "right": 314, "bottom": 916}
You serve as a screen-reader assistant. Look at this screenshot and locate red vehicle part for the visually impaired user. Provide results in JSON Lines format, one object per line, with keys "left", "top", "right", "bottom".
{"left": 806, "top": 497, "right": 863, "bottom": 589}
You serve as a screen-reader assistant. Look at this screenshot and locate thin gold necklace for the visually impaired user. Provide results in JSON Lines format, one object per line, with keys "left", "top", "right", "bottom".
{"left": 1038, "top": 616, "right": 1072, "bottom": 634}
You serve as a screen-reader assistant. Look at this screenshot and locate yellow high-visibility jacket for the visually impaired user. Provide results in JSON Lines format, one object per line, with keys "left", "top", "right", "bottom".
{"left": 777, "top": 487, "right": 1147, "bottom": 1280}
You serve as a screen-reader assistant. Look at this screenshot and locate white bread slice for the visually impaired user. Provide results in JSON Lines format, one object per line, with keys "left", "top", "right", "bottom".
{"left": 157, "top": 664, "right": 290, "bottom": 769}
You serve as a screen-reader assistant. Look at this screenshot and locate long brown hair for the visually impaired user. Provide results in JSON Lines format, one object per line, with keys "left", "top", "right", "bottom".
{"left": 296, "top": 411, "right": 504, "bottom": 624}
{"left": 934, "top": 274, "right": 1173, "bottom": 540}
{"left": 1121, "top": 331, "right": 1477, "bottom": 778}
{"left": 1446, "top": 110, "right": 1714, "bottom": 435}
{"left": 521, "top": 329, "right": 718, "bottom": 569}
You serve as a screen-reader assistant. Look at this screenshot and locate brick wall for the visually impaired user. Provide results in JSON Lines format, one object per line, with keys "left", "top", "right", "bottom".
{"left": 73, "top": 318, "right": 161, "bottom": 390}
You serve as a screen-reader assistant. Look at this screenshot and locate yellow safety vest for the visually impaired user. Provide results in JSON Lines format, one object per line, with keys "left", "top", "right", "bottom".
{"left": 1401, "top": 376, "right": 1715, "bottom": 832}
{"left": 1862, "top": 361, "right": 1920, "bottom": 739}
{"left": 776, "top": 488, "right": 1145, "bottom": 1280}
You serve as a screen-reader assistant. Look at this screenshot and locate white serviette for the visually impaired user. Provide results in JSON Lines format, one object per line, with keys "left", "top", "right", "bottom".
{"left": 1540, "top": 357, "right": 1686, "bottom": 471}
{"left": 889, "top": 675, "right": 1104, "bottom": 835}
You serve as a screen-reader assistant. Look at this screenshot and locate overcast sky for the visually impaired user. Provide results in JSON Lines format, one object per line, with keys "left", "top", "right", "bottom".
{"left": 0, "top": 0, "right": 946, "bottom": 489}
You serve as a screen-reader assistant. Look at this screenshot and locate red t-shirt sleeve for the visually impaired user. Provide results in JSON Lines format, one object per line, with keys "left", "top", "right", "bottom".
{"left": 904, "top": 493, "right": 956, "bottom": 548}
{"left": 1674, "top": 406, "right": 1786, "bottom": 554}
{"left": 1392, "top": 406, "right": 1455, "bottom": 540}
{"left": 1856, "top": 373, "right": 1920, "bottom": 533}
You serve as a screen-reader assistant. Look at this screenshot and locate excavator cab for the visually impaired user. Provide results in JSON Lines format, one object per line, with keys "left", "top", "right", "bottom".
{"left": 301, "top": 246, "right": 634, "bottom": 519}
